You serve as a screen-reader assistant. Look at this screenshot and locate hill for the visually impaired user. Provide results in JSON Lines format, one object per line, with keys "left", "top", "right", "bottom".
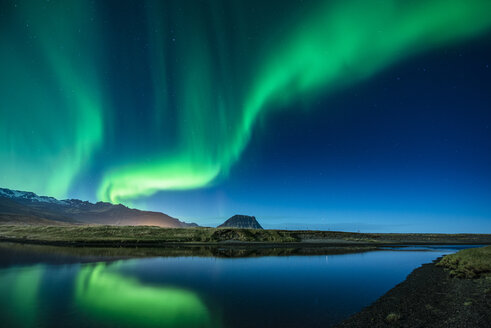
{"left": 218, "top": 215, "right": 263, "bottom": 229}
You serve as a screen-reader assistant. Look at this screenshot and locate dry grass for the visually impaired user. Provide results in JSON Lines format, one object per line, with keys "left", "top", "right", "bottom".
{"left": 437, "top": 246, "right": 491, "bottom": 278}
{"left": 385, "top": 313, "right": 401, "bottom": 323}
{"left": 0, "top": 225, "right": 299, "bottom": 244}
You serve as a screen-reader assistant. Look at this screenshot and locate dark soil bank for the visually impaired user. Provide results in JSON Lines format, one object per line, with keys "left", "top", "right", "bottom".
{"left": 336, "top": 259, "right": 491, "bottom": 328}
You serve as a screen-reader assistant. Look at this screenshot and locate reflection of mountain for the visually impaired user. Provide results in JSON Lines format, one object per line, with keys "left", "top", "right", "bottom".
{"left": 0, "top": 187, "right": 195, "bottom": 227}
{"left": 75, "top": 263, "right": 216, "bottom": 328}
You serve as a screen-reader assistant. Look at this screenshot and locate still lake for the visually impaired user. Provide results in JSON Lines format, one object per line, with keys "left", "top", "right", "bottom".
{"left": 0, "top": 244, "right": 476, "bottom": 328}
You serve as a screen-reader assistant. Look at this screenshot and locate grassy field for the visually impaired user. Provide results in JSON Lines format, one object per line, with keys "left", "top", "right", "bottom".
{"left": 438, "top": 246, "right": 491, "bottom": 278}
{"left": 0, "top": 225, "right": 298, "bottom": 244}
{"left": 0, "top": 225, "right": 490, "bottom": 246}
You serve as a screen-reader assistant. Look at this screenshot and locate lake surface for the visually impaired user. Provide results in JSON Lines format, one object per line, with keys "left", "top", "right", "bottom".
{"left": 0, "top": 244, "right": 477, "bottom": 328}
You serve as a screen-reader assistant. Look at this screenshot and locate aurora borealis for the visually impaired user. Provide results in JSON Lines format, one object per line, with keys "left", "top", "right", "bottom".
{"left": 1, "top": 0, "right": 491, "bottom": 231}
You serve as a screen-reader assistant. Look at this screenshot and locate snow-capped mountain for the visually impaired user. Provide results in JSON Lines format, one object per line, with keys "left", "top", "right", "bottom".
{"left": 0, "top": 187, "right": 196, "bottom": 227}
{"left": 0, "top": 188, "right": 68, "bottom": 205}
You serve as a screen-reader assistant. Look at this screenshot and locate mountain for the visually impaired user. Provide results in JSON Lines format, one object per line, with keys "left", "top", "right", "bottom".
{"left": 0, "top": 187, "right": 195, "bottom": 228}
{"left": 218, "top": 215, "right": 263, "bottom": 229}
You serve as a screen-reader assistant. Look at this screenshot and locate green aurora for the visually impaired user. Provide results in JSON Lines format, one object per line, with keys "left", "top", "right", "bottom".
{"left": 0, "top": 1, "right": 104, "bottom": 198}
{"left": 1, "top": 0, "right": 491, "bottom": 204}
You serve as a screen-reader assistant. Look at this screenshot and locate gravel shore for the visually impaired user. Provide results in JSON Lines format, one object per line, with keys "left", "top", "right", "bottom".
{"left": 336, "top": 258, "right": 491, "bottom": 328}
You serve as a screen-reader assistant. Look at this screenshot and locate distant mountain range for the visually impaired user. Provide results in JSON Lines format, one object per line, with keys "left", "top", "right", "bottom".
{"left": 0, "top": 187, "right": 196, "bottom": 228}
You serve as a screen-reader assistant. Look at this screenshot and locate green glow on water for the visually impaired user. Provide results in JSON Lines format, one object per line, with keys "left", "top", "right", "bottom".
{"left": 0, "top": 266, "right": 44, "bottom": 328}
{"left": 74, "top": 263, "right": 216, "bottom": 327}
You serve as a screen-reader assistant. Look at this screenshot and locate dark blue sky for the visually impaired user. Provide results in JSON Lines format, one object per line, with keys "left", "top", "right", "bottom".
{"left": 136, "top": 36, "right": 491, "bottom": 232}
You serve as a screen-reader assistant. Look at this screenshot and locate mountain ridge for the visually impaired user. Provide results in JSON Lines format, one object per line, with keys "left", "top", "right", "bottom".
{"left": 0, "top": 187, "right": 196, "bottom": 228}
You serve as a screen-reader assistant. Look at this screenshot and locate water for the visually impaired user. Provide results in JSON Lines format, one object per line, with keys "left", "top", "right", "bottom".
{"left": 0, "top": 244, "right": 476, "bottom": 328}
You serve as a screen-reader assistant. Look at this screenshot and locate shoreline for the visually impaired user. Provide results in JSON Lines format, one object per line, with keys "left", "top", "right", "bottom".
{"left": 0, "top": 237, "right": 489, "bottom": 248}
{"left": 0, "top": 238, "right": 491, "bottom": 248}
{"left": 0, "top": 242, "right": 381, "bottom": 264}
{"left": 336, "top": 255, "right": 491, "bottom": 327}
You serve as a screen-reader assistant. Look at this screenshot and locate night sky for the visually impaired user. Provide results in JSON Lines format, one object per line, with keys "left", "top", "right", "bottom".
{"left": 1, "top": 0, "right": 490, "bottom": 232}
